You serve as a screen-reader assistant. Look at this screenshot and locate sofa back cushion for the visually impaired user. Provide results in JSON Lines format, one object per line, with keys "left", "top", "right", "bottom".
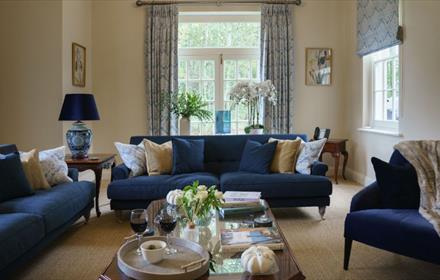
{"left": 130, "top": 134, "right": 307, "bottom": 174}
{"left": 172, "top": 138, "right": 205, "bottom": 174}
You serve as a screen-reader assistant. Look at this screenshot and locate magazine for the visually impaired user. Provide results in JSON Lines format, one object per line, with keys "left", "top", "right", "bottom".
{"left": 220, "top": 227, "right": 284, "bottom": 253}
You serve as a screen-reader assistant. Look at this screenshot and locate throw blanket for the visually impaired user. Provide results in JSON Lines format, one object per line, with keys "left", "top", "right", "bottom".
{"left": 395, "top": 140, "right": 440, "bottom": 236}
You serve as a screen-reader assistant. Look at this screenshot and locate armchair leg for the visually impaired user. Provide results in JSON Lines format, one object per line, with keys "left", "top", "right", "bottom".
{"left": 318, "top": 206, "right": 326, "bottom": 220}
{"left": 344, "top": 238, "right": 352, "bottom": 270}
{"left": 83, "top": 210, "right": 91, "bottom": 224}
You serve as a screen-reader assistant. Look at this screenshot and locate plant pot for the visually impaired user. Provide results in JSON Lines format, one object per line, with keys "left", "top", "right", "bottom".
{"left": 248, "top": 128, "right": 264, "bottom": 135}
{"left": 179, "top": 117, "right": 190, "bottom": 135}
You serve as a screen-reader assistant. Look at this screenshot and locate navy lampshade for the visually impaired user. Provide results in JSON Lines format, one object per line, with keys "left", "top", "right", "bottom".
{"left": 215, "top": 110, "right": 231, "bottom": 134}
{"left": 58, "top": 93, "right": 100, "bottom": 121}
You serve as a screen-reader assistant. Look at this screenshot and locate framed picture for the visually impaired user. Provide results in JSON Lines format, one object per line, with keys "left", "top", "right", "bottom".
{"left": 305, "top": 48, "right": 332, "bottom": 86}
{"left": 72, "top": 42, "right": 86, "bottom": 87}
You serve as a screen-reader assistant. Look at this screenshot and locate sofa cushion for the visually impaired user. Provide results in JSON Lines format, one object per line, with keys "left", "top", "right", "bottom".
{"left": 220, "top": 172, "right": 332, "bottom": 199}
{"left": 0, "top": 213, "right": 45, "bottom": 271}
{"left": 172, "top": 138, "right": 205, "bottom": 174}
{"left": 108, "top": 173, "right": 219, "bottom": 201}
{"left": 0, "top": 181, "right": 95, "bottom": 233}
{"left": 239, "top": 140, "right": 277, "bottom": 174}
{"left": 0, "top": 152, "right": 34, "bottom": 202}
{"left": 345, "top": 209, "right": 440, "bottom": 264}
{"left": 371, "top": 157, "right": 420, "bottom": 209}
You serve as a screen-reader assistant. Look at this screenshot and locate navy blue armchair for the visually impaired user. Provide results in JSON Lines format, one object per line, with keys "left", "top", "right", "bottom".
{"left": 343, "top": 151, "right": 440, "bottom": 270}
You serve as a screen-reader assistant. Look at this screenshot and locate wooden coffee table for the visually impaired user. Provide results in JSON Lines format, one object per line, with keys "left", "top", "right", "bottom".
{"left": 101, "top": 200, "right": 305, "bottom": 280}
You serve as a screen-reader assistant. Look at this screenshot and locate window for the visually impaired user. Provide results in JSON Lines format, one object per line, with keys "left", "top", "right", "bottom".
{"left": 363, "top": 45, "right": 400, "bottom": 132}
{"left": 178, "top": 13, "right": 260, "bottom": 135}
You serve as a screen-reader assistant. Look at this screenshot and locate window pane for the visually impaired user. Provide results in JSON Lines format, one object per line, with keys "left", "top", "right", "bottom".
{"left": 224, "top": 60, "right": 236, "bottom": 80}
{"left": 187, "top": 81, "right": 201, "bottom": 93}
{"left": 251, "top": 60, "right": 258, "bottom": 79}
{"left": 178, "top": 61, "right": 187, "bottom": 79}
{"left": 386, "top": 60, "right": 393, "bottom": 90}
{"left": 203, "top": 60, "right": 215, "bottom": 80}
{"left": 374, "top": 62, "right": 383, "bottom": 91}
{"left": 386, "top": 90, "right": 393, "bottom": 120}
{"left": 203, "top": 81, "right": 215, "bottom": 101}
{"left": 188, "top": 60, "right": 201, "bottom": 79}
{"left": 238, "top": 60, "right": 250, "bottom": 79}
{"left": 178, "top": 81, "right": 186, "bottom": 94}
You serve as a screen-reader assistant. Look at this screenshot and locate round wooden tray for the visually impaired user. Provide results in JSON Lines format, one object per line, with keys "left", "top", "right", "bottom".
{"left": 117, "top": 236, "right": 210, "bottom": 280}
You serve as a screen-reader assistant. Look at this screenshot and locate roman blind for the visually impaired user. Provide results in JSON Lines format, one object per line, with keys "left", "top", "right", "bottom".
{"left": 357, "top": 0, "right": 402, "bottom": 56}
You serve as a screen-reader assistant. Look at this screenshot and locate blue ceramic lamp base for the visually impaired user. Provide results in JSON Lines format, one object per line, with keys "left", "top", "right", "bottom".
{"left": 66, "top": 121, "right": 93, "bottom": 159}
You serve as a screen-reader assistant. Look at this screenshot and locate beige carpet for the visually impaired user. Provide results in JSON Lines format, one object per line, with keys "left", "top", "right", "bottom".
{"left": 12, "top": 176, "right": 440, "bottom": 280}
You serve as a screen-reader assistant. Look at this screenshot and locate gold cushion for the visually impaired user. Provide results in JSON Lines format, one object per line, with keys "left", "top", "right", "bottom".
{"left": 20, "top": 149, "right": 50, "bottom": 190}
{"left": 143, "top": 140, "right": 172, "bottom": 175}
{"left": 268, "top": 138, "right": 302, "bottom": 173}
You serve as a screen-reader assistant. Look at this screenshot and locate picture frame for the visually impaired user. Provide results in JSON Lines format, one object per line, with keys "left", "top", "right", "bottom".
{"left": 313, "top": 127, "right": 331, "bottom": 140}
{"left": 72, "top": 42, "right": 86, "bottom": 87}
{"left": 305, "top": 48, "right": 332, "bottom": 86}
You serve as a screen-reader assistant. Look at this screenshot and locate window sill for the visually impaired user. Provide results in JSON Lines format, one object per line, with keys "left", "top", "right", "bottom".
{"left": 357, "top": 127, "right": 403, "bottom": 137}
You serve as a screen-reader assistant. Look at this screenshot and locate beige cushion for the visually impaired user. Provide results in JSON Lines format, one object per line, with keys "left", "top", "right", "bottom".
{"left": 268, "top": 138, "right": 302, "bottom": 173}
{"left": 20, "top": 149, "right": 50, "bottom": 190}
{"left": 143, "top": 140, "right": 172, "bottom": 176}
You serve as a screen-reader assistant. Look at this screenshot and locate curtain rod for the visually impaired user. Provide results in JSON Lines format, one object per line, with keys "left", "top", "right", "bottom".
{"left": 135, "top": 0, "right": 301, "bottom": 6}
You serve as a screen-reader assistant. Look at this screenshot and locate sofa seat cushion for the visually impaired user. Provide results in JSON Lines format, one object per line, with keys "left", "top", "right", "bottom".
{"left": 345, "top": 209, "right": 440, "bottom": 264}
{"left": 0, "top": 181, "right": 95, "bottom": 233}
{"left": 220, "top": 172, "right": 332, "bottom": 199}
{"left": 0, "top": 213, "right": 45, "bottom": 271}
{"left": 108, "top": 172, "right": 219, "bottom": 201}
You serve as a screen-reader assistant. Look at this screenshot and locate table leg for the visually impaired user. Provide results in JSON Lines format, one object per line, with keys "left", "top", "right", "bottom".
{"left": 333, "top": 152, "right": 340, "bottom": 184}
{"left": 93, "top": 168, "right": 103, "bottom": 217}
{"left": 342, "top": 151, "right": 348, "bottom": 180}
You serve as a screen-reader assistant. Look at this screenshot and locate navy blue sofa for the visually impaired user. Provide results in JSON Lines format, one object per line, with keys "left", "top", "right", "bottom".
{"left": 108, "top": 134, "right": 332, "bottom": 216}
{"left": 344, "top": 150, "right": 440, "bottom": 269}
{"left": 0, "top": 144, "right": 96, "bottom": 277}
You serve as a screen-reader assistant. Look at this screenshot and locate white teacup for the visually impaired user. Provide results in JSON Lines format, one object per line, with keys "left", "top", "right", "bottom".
{"left": 140, "top": 240, "right": 166, "bottom": 264}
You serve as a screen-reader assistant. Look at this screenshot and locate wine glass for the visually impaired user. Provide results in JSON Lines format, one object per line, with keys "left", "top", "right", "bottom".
{"left": 130, "top": 209, "right": 148, "bottom": 255}
{"left": 158, "top": 208, "right": 177, "bottom": 255}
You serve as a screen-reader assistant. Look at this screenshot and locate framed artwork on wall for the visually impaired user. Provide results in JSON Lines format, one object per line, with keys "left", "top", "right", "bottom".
{"left": 72, "top": 42, "right": 86, "bottom": 87}
{"left": 305, "top": 48, "right": 332, "bottom": 86}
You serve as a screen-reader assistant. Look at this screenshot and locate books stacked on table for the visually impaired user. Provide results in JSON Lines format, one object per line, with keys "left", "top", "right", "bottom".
{"left": 220, "top": 227, "right": 284, "bottom": 253}
{"left": 220, "top": 191, "right": 266, "bottom": 218}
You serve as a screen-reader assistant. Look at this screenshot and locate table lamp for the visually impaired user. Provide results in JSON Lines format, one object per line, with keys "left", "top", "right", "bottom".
{"left": 59, "top": 93, "right": 100, "bottom": 159}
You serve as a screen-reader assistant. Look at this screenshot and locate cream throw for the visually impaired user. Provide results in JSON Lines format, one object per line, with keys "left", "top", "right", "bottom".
{"left": 395, "top": 140, "right": 440, "bottom": 236}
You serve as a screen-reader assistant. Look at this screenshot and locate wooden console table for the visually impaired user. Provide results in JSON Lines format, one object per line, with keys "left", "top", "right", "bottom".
{"left": 319, "top": 139, "right": 348, "bottom": 184}
{"left": 66, "top": 154, "right": 116, "bottom": 217}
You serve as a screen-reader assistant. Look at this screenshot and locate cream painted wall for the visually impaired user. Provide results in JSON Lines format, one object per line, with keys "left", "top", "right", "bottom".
{"left": 0, "top": 1, "right": 63, "bottom": 151}
{"left": 91, "top": 0, "right": 347, "bottom": 157}
{"left": 344, "top": 0, "right": 440, "bottom": 184}
{"left": 62, "top": 0, "right": 94, "bottom": 151}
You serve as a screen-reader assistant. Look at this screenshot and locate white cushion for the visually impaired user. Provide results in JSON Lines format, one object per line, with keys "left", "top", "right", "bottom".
{"left": 295, "top": 138, "right": 327, "bottom": 175}
{"left": 114, "top": 140, "right": 147, "bottom": 177}
{"left": 39, "top": 146, "right": 73, "bottom": 186}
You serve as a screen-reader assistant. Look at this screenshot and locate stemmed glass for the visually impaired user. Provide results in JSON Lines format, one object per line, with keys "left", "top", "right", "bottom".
{"left": 130, "top": 209, "right": 148, "bottom": 255}
{"left": 158, "top": 208, "right": 177, "bottom": 255}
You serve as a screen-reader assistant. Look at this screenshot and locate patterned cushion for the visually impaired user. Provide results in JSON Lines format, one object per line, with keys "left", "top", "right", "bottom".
{"left": 19, "top": 149, "right": 50, "bottom": 190}
{"left": 295, "top": 138, "right": 327, "bottom": 175}
{"left": 115, "top": 140, "right": 147, "bottom": 177}
{"left": 39, "top": 147, "right": 72, "bottom": 186}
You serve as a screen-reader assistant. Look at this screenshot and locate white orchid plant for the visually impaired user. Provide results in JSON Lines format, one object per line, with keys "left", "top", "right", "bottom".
{"left": 229, "top": 80, "right": 277, "bottom": 132}
{"left": 175, "top": 181, "right": 224, "bottom": 227}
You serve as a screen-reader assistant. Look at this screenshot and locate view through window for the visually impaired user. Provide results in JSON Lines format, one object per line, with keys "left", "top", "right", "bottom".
{"left": 178, "top": 14, "right": 260, "bottom": 135}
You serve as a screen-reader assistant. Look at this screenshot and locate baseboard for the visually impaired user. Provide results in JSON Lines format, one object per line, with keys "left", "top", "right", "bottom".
{"left": 345, "top": 168, "right": 375, "bottom": 186}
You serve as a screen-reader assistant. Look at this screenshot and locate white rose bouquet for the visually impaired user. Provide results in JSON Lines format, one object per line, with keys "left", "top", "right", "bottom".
{"left": 176, "top": 181, "right": 224, "bottom": 227}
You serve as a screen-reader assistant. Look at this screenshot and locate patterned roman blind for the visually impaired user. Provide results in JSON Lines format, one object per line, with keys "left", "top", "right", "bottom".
{"left": 357, "top": 0, "right": 402, "bottom": 56}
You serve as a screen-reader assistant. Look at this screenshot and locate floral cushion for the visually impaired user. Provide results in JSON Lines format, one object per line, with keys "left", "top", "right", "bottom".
{"left": 114, "top": 140, "right": 147, "bottom": 177}
{"left": 295, "top": 138, "right": 327, "bottom": 175}
{"left": 39, "top": 146, "right": 72, "bottom": 186}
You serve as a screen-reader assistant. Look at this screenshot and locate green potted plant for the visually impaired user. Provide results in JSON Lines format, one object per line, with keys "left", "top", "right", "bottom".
{"left": 170, "top": 91, "right": 212, "bottom": 135}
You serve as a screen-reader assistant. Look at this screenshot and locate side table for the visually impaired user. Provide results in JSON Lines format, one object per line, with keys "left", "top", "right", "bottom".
{"left": 319, "top": 139, "right": 348, "bottom": 184}
{"left": 66, "top": 154, "right": 116, "bottom": 217}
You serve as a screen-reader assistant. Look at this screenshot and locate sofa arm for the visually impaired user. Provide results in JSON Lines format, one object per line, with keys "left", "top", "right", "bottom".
{"left": 68, "top": 168, "right": 79, "bottom": 182}
{"left": 111, "top": 163, "right": 130, "bottom": 181}
{"left": 350, "top": 182, "right": 382, "bottom": 212}
{"left": 311, "top": 161, "right": 328, "bottom": 176}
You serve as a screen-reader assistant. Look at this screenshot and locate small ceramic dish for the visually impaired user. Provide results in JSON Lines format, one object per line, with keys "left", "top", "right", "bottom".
{"left": 140, "top": 240, "right": 166, "bottom": 264}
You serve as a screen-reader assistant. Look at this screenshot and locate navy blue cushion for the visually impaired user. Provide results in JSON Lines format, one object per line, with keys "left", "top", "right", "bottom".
{"left": 0, "top": 153, "right": 33, "bottom": 202}
{"left": 172, "top": 138, "right": 205, "bottom": 174}
{"left": 371, "top": 157, "right": 420, "bottom": 209}
{"left": 239, "top": 140, "right": 277, "bottom": 174}
{"left": 0, "top": 181, "right": 95, "bottom": 233}
{"left": 108, "top": 173, "right": 219, "bottom": 201}
{"left": 220, "top": 172, "right": 332, "bottom": 199}
{"left": 345, "top": 209, "right": 440, "bottom": 264}
{"left": 0, "top": 213, "right": 45, "bottom": 271}
{"left": 389, "top": 149, "right": 410, "bottom": 166}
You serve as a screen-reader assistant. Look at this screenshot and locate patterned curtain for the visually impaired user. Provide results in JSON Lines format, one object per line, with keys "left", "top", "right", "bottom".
{"left": 145, "top": 5, "right": 178, "bottom": 135}
{"left": 357, "top": 0, "right": 402, "bottom": 56}
{"left": 260, "top": 4, "right": 295, "bottom": 134}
